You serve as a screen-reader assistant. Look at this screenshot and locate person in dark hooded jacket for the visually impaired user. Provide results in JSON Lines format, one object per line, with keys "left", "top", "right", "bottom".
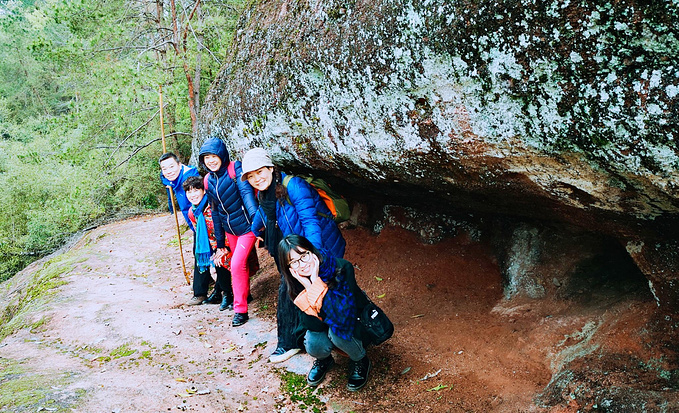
{"left": 199, "top": 137, "right": 258, "bottom": 327}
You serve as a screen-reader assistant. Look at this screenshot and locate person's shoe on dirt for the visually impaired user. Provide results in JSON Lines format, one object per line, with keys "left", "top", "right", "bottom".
{"left": 307, "top": 356, "right": 334, "bottom": 386}
{"left": 346, "top": 356, "right": 371, "bottom": 391}
{"left": 203, "top": 289, "right": 222, "bottom": 304}
{"left": 232, "top": 312, "right": 249, "bottom": 326}
{"left": 269, "top": 347, "right": 301, "bottom": 363}
{"left": 219, "top": 295, "right": 233, "bottom": 311}
{"left": 187, "top": 296, "right": 206, "bottom": 306}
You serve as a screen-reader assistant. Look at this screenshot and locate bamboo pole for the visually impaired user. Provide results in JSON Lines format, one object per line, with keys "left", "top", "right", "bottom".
{"left": 160, "top": 85, "right": 191, "bottom": 286}
{"left": 159, "top": 85, "right": 166, "bottom": 148}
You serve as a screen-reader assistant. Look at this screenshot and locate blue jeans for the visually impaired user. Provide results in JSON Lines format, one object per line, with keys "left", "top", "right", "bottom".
{"left": 305, "top": 329, "right": 366, "bottom": 362}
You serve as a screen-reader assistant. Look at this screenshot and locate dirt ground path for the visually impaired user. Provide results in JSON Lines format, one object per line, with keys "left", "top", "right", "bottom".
{"left": 1, "top": 214, "right": 311, "bottom": 412}
{"left": 0, "top": 213, "right": 659, "bottom": 412}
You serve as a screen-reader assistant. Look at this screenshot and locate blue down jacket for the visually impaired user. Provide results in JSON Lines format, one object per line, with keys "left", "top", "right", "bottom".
{"left": 251, "top": 173, "right": 345, "bottom": 258}
{"left": 160, "top": 164, "right": 200, "bottom": 232}
{"left": 198, "top": 138, "right": 258, "bottom": 247}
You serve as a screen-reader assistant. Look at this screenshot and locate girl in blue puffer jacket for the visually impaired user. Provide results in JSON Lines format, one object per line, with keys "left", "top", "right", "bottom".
{"left": 199, "top": 137, "right": 259, "bottom": 327}
{"left": 241, "top": 147, "right": 346, "bottom": 363}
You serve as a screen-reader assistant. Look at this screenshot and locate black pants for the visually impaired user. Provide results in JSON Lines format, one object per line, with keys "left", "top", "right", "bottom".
{"left": 192, "top": 234, "right": 232, "bottom": 297}
{"left": 274, "top": 255, "right": 302, "bottom": 350}
{"left": 193, "top": 263, "right": 232, "bottom": 298}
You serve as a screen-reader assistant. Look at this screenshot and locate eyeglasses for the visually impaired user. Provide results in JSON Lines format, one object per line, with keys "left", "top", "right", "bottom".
{"left": 289, "top": 251, "right": 312, "bottom": 269}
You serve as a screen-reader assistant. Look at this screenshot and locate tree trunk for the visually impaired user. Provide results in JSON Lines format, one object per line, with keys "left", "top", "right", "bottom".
{"left": 155, "top": 0, "right": 167, "bottom": 64}
{"left": 170, "top": 0, "right": 201, "bottom": 137}
{"left": 194, "top": 3, "right": 202, "bottom": 120}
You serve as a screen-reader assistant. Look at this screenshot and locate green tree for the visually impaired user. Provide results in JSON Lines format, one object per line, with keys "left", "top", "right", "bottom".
{"left": 0, "top": 0, "right": 244, "bottom": 281}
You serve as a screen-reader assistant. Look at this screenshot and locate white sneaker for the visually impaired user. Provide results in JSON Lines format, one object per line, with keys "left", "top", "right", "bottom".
{"left": 269, "top": 347, "right": 301, "bottom": 363}
{"left": 187, "top": 296, "right": 206, "bottom": 306}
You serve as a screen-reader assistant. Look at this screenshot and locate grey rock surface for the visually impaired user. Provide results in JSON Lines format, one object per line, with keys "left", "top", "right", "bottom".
{"left": 198, "top": 1, "right": 679, "bottom": 314}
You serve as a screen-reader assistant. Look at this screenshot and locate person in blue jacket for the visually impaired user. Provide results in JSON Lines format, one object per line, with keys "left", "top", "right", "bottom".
{"left": 160, "top": 152, "right": 222, "bottom": 306}
{"left": 199, "top": 138, "right": 259, "bottom": 327}
{"left": 241, "top": 147, "right": 346, "bottom": 363}
{"left": 159, "top": 152, "right": 200, "bottom": 232}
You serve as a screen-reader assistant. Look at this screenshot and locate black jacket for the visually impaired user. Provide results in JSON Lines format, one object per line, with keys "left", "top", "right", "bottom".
{"left": 198, "top": 138, "right": 258, "bottom": 246}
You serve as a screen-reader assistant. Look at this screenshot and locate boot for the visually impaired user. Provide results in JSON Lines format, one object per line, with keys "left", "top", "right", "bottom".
{"left": 346, "top": 356, "right": 371, "bottom": 391}
{"left": 216, "top": 269, "right": 233, "bottom": 309}
{"left": 232, "top": 312, "right": 249, "bottom": 327}
{"left": 307, "top": 356, "right": 334, "bottom": 386}
{"left": 203, "top": 287, "right": 222, "bottom": 304}
{"left": 219, "top": 294, "right": 234, "bottom": 311}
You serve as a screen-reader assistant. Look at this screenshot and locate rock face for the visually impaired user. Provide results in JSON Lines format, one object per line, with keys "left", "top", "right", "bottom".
{"left": 199, "top": 0, "right": 678, "bottom": 311}
{"left": 198, "top": 2, "right": 678, "bottom": 404}
{"left": 194, "top": 0, "right": 679, "bottom": 411}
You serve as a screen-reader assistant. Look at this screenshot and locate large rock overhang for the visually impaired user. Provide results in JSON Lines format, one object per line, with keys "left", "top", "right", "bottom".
{"left": 198, "top": 0, "right": 679, "bottom": 313}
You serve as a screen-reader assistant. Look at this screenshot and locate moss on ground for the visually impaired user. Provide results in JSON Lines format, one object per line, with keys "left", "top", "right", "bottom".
{"left": 0, "top": 358, "right": 84, "bottom": 412}
{"left": 0, "top": 253, "right": 76, "bottom": 340}
{"left": 277, "top": 369, "right": 326, "bottom": 413}
{"left": 110, "top": 343, "right": 137, "bottom": 359}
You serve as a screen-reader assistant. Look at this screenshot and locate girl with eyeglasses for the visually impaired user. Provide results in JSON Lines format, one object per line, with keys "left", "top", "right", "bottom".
{"left": 241, "top": 148, "right": 346, "bottom": 364}
{"left": 278, "top": 234, "right": 372, "bottom": 391}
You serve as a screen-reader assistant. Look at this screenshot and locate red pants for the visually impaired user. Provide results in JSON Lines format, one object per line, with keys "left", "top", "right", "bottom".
{"left": 225, "top": 231, "right": 257, "bottom": 313}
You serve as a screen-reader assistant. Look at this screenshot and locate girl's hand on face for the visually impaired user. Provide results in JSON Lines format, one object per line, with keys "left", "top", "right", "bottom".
{"left": 309, "top": 254, "right": 321, "bottom": 283}
{"left": 290, "top": 268, "right": 312, "bottom": 290}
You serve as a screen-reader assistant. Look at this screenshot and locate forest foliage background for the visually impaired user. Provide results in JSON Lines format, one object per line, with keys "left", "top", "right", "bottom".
{"left": 0, "top": 0, "right": 244, "bottom": 281}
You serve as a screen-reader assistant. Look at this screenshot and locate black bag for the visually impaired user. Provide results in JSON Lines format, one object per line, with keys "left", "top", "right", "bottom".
{"left": 358, "top": 296, "right": 394, "bottom": 346}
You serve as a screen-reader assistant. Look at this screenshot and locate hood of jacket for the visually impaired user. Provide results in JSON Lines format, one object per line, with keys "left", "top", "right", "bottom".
{"left": 199, "top": 138, "right": 230, "bottom": 176}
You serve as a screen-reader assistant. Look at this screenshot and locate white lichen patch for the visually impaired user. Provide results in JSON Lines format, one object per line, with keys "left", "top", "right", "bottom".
{"left": 551, "top": 320, "right": 601, "bottom": 372}
{"left": 200, "top": 0, "right": 679, "bottom": 220}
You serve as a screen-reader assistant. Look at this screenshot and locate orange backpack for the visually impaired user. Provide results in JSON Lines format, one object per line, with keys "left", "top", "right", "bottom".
{"left": 282, "top": 175, "right": 350, "bottom": 222}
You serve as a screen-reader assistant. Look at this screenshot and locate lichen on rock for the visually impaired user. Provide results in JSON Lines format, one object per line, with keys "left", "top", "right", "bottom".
{"left": 199, "top": 0, "right": 679, "bottom": 303}
{"left": 197, "top": 3, "right": 679, "bottom": 405}
{"left": 200, "top": 0, "right": 678, "bottom": 218}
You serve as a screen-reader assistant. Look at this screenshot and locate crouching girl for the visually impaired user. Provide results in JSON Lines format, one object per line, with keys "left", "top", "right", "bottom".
{"left": 278, "top": 234, "right": 372, "bottom": 391}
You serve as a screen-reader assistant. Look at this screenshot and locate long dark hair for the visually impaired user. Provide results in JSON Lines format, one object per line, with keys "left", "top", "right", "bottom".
{"left": 273, "top": 168, "right": 289, "bottom": 203}
{"left": 278, "top": 234, "right": 324, "bottom": 301}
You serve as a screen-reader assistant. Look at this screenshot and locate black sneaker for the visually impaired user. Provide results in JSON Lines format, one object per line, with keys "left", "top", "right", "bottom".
{"left": 346, "top": 356, "right": 371, "bottom": 391}
{"left": 219, "top": 295, "right": 234, "bottom": 311}
{"left": 307, "top": 356, "right": 334, "bottom": 386}
{"left": 232, "top": 312, "right": 249, "bottom": 327}
{"left": 203, "top": 290, "right": 222, "bottom": 304}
